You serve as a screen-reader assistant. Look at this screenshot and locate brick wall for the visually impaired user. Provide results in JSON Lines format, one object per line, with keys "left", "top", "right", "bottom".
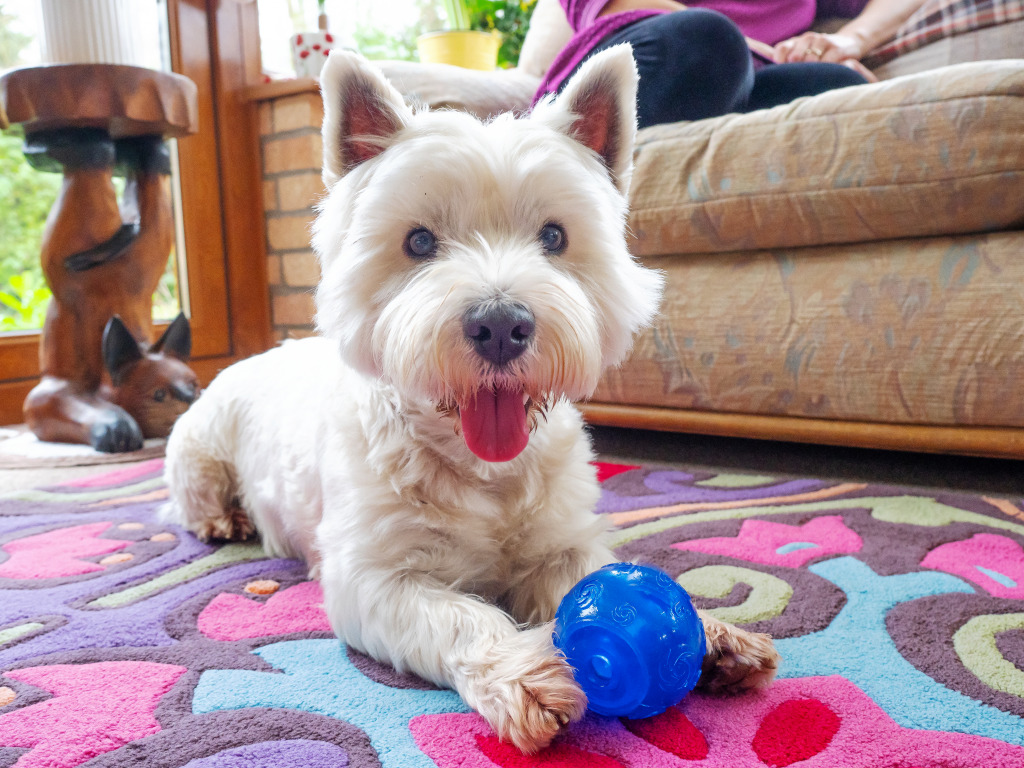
{"left": 258, "top": 90, "right": 324, "bottom": 341}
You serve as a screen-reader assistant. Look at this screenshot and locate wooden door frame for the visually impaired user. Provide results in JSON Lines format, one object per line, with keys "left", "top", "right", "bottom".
{"left": 0, "top": 0, "right": 271, "bottom": 425}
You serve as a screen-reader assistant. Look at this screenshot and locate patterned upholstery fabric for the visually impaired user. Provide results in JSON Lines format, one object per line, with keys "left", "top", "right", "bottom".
{"left": 626, "top": 60, "right": 1024, "bottom": 256}
{"left": 597, "top": 231, "right": 1024, "bottom": 427}
{"left": 865, "top": 0, "right": 1024, "bottom": 67}
{"left": 597, "top": 60, "right": 1024, "bottom": 429}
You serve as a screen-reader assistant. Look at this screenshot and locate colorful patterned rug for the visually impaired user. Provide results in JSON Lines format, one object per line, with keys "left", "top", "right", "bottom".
{"left": 1, "top": 459, "right": 1023, "bottom": 768}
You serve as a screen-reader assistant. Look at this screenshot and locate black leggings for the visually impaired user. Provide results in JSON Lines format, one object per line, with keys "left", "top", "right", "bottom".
{"left": 566, "top": 9, "right": 869, "bottom": 129}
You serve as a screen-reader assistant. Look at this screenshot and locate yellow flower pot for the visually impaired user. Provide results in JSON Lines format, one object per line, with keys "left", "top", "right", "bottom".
{"left": 417, "top": 30, "right": 501, "bottom": 71}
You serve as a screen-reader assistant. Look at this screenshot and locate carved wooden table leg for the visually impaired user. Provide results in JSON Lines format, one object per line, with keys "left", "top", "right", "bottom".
{"left": 0, "top": 64, "right": 201, "bottom": 452}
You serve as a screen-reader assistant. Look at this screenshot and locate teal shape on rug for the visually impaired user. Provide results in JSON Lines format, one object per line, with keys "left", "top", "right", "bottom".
{"left": 776, "top": 541, "right": 819, "bottom": 555}
{"left": 774, "top": 556, "right": 1024, "bottom": 745}
{"left": 193, "top": 639, "right": 469, "bottom": 768}
{"left": 975, "top": 565, "right": 1017, "bottom": 589}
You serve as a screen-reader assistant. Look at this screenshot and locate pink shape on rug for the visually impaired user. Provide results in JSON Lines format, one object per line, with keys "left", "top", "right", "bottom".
{"left": 921, "top": 533, "right": 1024, "bottom": 598}
{"left": 60, "top": 458, "right": 164, "bottom": 488}
{"left": 0, "top": 522, "right": 132, "bottom": 579}
{"left": 0, "top": 661, "right": 185, "bottom": 768}
{"left": 411, "top": 677, "right": 1024, "bottom": 768}
{"left": 197, "top": 580, "right": 331, "bottom": 641}
{"left": 672, "top": 515, "right": 862, "bottom": 567}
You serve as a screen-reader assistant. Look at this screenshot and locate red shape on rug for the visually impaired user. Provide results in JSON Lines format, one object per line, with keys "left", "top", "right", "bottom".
{"left": 475, "top": 734, "right": 626, "bottom": 768}
{"left": 621, "top": 706, "right": 709, "bottom": 760}
{"left": 751, "top": 698, "right": 841, "bottom": 767}
{"left": 0, "top": 661, "right": 185, "bottom": 768}
{"left": 0, "top": 522, "right": 131, "bottom": 579}
{"left": 197, "top": 581, "right": 331, "bottom": 641}
{"left": 593, "top": 462, "right": 640, "bottom": 483}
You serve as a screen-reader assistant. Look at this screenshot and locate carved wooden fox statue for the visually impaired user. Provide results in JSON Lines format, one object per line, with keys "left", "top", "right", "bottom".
{"left": 23, "top": 131, "right": 200, "bottom": 452}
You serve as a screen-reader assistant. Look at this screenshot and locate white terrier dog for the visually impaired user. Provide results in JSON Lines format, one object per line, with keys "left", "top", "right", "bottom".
{"left": 164, "top": 47, "right": 778, "bottom": 752}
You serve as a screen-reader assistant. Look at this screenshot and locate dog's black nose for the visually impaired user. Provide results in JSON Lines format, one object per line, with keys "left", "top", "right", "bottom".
{"left": 463, "top": 301, "right": 535, "bottom": 366}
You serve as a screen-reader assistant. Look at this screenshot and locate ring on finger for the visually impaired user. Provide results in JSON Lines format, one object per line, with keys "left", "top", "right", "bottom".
{"left": 808, "top": 46, "right": 824, "bottom": 57}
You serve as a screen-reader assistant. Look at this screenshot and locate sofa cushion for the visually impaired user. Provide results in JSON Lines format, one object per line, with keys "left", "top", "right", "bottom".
{"left": 375, "top": 60, "right": 537, "bottom": 119}
{"left": 864, "top": 0, "right": 1024, "bottom": 68}
{"left": 596, "top": 230, "right": 1024, "bottom": 428}
{"left": 871, "top": 18, "right": 1024, "bottom": 79}
{"left": 627, "top": 60, "right": 1024, "bottom": 257}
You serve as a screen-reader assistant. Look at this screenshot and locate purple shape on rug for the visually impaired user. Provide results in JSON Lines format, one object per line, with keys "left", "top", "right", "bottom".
{"left": 183, "top": 739, "right": 347, "bottom": 767}
{"left": 0, "top": 511, "right": 297, "bottom": 665}
{"left": 0, "top": 559, "right": 292, "bottom": 665}
{"left": 595, "top": 472, "right": 827, "bottom": 514}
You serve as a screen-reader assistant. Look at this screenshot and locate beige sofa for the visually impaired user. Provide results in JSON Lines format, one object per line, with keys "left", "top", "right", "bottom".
{"left": 378, "top": 0, "right": 1024, "bottom": 459}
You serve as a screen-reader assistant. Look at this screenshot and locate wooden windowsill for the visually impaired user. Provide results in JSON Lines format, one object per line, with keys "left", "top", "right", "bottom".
{"left": 244, "top": 77, "right": 318, "bottom": 102}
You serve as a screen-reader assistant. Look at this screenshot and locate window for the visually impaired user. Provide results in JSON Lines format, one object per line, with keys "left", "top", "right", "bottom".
{"left": 0, "top": 0, "right": 183, "bottom": 333}
{"left": 258, "top": 0, "right": 443, "bottom": 77}
{"left": 0, "top": 0, "right": 271, "bottom": 425}
{"left": 1, "top": 0, "right": 50, "bottom": 332}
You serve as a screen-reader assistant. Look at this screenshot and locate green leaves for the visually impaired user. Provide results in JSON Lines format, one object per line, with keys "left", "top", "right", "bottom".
{"left": 0, "top": 271, "right": 51, "bottom": 331}
{"left": 0, "top": 127, "right": 61, "bottom": 331}
{"left": 444, "top": 0, "right": 538, "bottom": 67}
{"left": 442, "top": 0, "right": 472, "bottom": 30}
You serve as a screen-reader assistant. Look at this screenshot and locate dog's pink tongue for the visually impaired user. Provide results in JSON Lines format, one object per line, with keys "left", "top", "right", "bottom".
{"left": 460, "top": 387, "right": 529, "bottom": 462}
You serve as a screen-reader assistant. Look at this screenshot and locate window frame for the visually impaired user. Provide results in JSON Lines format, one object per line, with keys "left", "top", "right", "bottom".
{"left": 0, "top": 0, "right": 271, "bottom": 426}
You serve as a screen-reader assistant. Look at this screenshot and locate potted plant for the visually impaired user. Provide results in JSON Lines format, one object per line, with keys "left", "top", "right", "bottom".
{"left": 418, "top": 0, "right": 537, "bottom": 71}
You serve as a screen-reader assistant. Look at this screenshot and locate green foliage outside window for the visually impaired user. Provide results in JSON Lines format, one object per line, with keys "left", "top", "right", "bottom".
{"left": 350, "top": 0, "right": 441, "bottom": 63}
{"left": 1, "top": 1, "right": 59, "bottom": 331}
{"left": 460, "top": 0, "right": 538, "bottom": 69}
{"left": 0, "top": 125, "right": 60, "bottom": 332}
{"left": 0, "top": 0, "right": 29, "bottom": 67}
{"left": 356, "top": 0, "right": 537, "bottom": 67}
{"left": 0, "top": 1, "right": 180, "bottom": 332}
{"left": 353, "top": 20, "right": 422, "bottom": 62}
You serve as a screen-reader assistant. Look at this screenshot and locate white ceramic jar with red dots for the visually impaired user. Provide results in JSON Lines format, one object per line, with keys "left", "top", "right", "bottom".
{"left": 290, "top": 31, "right": 355, "bottom": 79}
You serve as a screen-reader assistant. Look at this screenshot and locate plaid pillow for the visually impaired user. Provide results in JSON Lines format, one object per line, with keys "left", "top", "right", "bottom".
{"left": 865, "top": 0, "right": 1024, "bottom": 65}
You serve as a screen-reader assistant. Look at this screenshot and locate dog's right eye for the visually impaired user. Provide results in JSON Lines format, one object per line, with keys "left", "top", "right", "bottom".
{"left": 539, "top": 223, "right": 566, "bottom": 255}
{"left": 405, "top": 228, "right": 437, "bottom": 259}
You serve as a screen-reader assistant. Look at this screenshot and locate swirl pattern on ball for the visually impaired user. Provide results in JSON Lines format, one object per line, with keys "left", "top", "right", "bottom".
{"left": 553, "top": 563, "right": 707, "bottom": 718}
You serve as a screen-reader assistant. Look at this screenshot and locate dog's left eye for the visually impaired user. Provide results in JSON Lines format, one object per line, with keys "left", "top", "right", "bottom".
{"left": 153, "top": 389, "right": 167, "bottom": 402}
{"left": 405, "top": 228, "right": 437, "bottom": 259}
{"left": 539, "top": 223, "right": 566, "bottom": 255}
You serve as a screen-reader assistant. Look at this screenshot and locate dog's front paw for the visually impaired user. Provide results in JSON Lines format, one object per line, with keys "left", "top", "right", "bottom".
{"left": 698, "top": 614, "right": 779, "bottom": 694}
{"left": 191, "top": 502, "right": 256, "bottom": 543}
{"left": 467, "top": 629, "right": 587, "bottom": 753}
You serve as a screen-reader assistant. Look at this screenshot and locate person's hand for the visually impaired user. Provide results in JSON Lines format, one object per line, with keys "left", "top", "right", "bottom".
{"left": 775, "top": 31, "right": 861, "bottom": 63}
{"left": 772, "top": 31, "right": 879, "bottom": 82}
{"left": 837, "top": 57, "right": 878, "bottom": 83}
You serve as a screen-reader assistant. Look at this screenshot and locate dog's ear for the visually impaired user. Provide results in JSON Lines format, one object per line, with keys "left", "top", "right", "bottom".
{"left": 539, "top": 44, "right": 638, "bottom": 195}
{"left": 319, "top": 51, "right": 412, "bottom": 187}
{"left": 150, "top": 312, "right": 192, "bottom": 362}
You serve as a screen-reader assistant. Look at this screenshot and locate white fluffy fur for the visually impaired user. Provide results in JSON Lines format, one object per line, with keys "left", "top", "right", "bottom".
{"left": 163, "top": 47, "right": 777, "bottom": 753}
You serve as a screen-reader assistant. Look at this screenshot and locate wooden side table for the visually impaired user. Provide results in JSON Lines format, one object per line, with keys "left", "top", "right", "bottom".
{"left": 0, "top": 64, "right": 203, "bottom": 452}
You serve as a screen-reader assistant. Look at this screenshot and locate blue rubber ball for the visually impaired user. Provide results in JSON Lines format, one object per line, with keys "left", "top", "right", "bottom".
{"left": 553, "top": 563, "right": 706, "bottom": 719}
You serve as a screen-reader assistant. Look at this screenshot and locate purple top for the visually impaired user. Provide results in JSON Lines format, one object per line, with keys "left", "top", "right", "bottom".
{"left": 535, "top": 0, "right": 865, "bottom": 100}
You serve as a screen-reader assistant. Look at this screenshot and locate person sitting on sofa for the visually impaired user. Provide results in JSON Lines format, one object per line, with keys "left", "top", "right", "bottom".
{"left": 535, "top": 0, "right": 929, "bottom": 128}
